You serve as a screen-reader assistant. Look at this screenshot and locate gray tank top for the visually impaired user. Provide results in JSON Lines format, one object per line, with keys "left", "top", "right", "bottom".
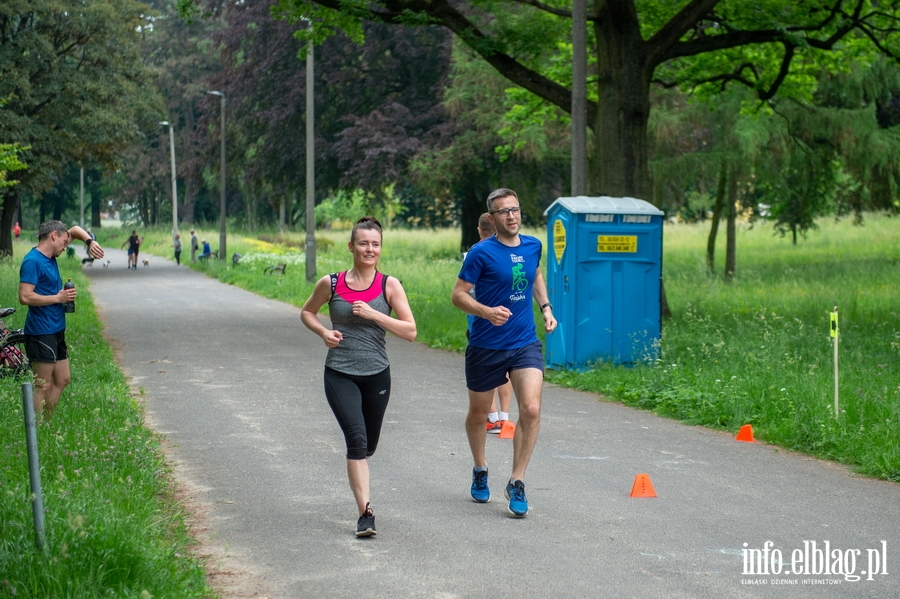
{"left": 324, "top": 271, "right": 392, "bottom": 376}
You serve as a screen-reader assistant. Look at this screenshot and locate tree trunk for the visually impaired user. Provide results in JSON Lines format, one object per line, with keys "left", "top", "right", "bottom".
{"left": 92, "top": 192, "right": 101, "bottom": 228}
{"left": 52, "top": 191, "right": 64, "bottom": 221}
{"left": 592, "top": 12, "right": 670, "bottom": 314}
{"left": 706, "top": 161, "right": 728, "bottom": 274}
{"left": 90, "top": 172, "right": 102, "bottom": 228}
{"left": 459, "top": 177, "right": 487, "bottom": 252}
{"left": 0, "top": 191, "right": 18, "bottom": 258}
{"left": 724, "top": 170, "right": 737, "bottom": 282}
{"left": 182, "top": 101, "right": 196, "bottom": 224}
{"left": 592, "top": 8, "right": 651, "bottom": 198}
{"left": 139, "top": 191, "right": 150, "bottom": 227}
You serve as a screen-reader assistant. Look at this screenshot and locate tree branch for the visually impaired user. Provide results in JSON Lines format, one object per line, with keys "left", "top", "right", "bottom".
{"left": 646, "top": 0, "right": 721, "bottom": 65}
{"left": 661, "top": 29, "right": 785, "bottom": 62}
{"left": 758, "top": 43, "right": 795, "bottom": 101}
{"left": 310, "top": 0, "right": 598, "bottom": 125}
{"left": 506, "top": 0, "right": 573, "bottom": 19}
{"left": 665, "top": 42, "right": 797, "bottom": 102}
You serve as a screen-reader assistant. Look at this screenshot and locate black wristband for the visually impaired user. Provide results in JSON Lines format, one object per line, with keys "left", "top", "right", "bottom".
{"left": 540, "top": 302, "right": 552, "bottom": 311}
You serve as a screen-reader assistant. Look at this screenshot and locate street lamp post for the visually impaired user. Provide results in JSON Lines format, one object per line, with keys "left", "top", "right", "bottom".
{"left": 571, "top": 0, "right": 587, "bottom": 196}
{"left": 159, "top": 121, "right": 178, "bottom": 236}
{"left": 207, "top": 91, "right": 227, "bottom": 261}
{"left": 305, "top": 39, "right": 316, "bottom": 282}
{"left": 79, "top": 167, "right": 85, "bottom": 228}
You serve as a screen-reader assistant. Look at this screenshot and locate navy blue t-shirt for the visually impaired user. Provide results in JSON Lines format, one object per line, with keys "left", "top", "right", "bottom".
{"left": 19, "top": 247, "right": 66, "bottom": 335}
{"left": 458, "top": 234, "right": 543, "bottom": 350}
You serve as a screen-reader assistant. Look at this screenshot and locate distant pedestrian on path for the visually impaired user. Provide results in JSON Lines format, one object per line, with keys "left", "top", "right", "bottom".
{"left": 121, "top": 230, "right": 141, "bottom": 270}
{"left": 464, "top": 212, "right": 514, "bottom": 434}
{"left": 173, "top": 234, "right": 182, "bottom": 265}
{"left": 190, "top": 230, "right": 198, "bottom": 263}
{"left": 13, "top": 221, "right": 20, "bottom": 240}
{"left": 300, "top": 216, "right": 417, "bottom": 537}
{"left": 451, "top": 188, "right": 557, "bottom": 517}
{"left": 18, "top": 220, "right": 104, "bottom": 420}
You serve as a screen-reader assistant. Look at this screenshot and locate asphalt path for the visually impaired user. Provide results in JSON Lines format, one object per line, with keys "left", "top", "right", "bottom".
{"left": 81, "top": 247, "right": 900, "bottom": 599}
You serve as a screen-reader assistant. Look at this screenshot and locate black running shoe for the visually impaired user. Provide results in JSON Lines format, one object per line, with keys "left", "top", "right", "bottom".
{"left": 356, "top": 503, "right": 376, "bottom": 537}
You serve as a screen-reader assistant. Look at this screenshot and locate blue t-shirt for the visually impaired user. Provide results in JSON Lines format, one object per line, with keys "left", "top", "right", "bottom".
{"left": 458, "top": 234, "right": 543, "bottom": 350}
{"left": 19, "top": 247, "right": 66, "bottom": 335}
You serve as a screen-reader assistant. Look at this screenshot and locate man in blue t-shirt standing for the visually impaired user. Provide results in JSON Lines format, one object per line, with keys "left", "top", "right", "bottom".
{"left": 19, "top": 220, "right": 105, "bottom": 420}
{"left": 452, "top": 188, "right": 557, "bottom": 517}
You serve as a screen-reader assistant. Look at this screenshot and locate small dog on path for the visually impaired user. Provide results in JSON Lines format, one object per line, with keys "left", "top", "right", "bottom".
{"left": 142, "top": 259, "right": 150, "bottom": 267}
{"left": 81, "top": 257, "right": 94, "bottom": 267}
{"left": 102, "top": 260, "right": 110, "bottom": 268}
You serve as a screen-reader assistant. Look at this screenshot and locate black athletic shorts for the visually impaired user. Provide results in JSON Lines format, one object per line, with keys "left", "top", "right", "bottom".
{"left": 25, "top": 331, "right": 69, "bottom": 363}
{"left": 465, "top": 340, "right": 544, "bottom": 392}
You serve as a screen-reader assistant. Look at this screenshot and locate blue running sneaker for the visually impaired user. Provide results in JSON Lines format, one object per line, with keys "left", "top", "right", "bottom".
{"left": 471, "top": 468, "right": 491, "bottom": 503}
{"left": 505, "top": 479, "right": 528, "bottom": 517}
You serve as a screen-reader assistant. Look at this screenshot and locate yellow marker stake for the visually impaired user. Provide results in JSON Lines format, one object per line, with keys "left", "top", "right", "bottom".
{"left": 832, "top": 307, "right": 839, "bottom": 418}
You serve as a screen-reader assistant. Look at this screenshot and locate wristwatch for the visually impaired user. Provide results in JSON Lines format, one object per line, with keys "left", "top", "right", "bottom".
{"left": 540, "top": 302, "right": 552, "bottom": 311}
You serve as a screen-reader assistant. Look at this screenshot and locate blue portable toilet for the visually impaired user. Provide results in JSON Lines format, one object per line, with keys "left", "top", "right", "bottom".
{"left": 543, "top": 196, "right": 664, "bottom": 369}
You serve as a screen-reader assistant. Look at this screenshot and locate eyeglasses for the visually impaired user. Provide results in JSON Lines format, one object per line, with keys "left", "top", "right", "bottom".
{"left": 490, "top": 207, "right": 521, "bottom": 217}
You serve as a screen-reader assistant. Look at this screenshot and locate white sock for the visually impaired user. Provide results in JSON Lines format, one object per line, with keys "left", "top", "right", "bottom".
{"left": 488, "top": 412, "right": 499, "bottom": 423}
{"left": 499, "top": 412, "right": 509, "bottom": 421}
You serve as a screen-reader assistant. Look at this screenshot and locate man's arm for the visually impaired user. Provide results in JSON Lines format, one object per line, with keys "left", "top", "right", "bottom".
{"left": 451, "top": 278, "right": 511, "bottom": 326}
{"left": 68, "top": 226, "right": 105, "bottom": 259}
{"left": 19, "top": 282, "right": 70, "bottom": 307}
{"left": 532, "top": 268, "right": 557, "bottom": 333}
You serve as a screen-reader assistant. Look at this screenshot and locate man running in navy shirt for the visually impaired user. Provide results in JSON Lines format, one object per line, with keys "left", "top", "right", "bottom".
{"left": 451, "top": 188, "right": 557, "bottom": 517}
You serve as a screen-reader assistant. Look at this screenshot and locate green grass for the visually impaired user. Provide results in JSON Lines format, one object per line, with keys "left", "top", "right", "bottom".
{"left": 107, "top": 217, "right": 900, "bottom": 481}
{"left": 573, "top": 215, "right": 900, "bottom": 481}
{"left": 0, "top": 251, "right": 213, "bottom": 598}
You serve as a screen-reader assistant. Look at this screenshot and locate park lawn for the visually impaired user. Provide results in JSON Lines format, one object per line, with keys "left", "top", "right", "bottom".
{"left": 0, "top": 253, "right": 213, "bottom": 598}
{"left": 110, "top": 216, "right": 900, "bottom": 481}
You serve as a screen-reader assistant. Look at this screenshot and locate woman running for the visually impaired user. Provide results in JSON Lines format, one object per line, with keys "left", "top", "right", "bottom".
{"left": 300, "top": 216, "right": 417, "bottom": 537}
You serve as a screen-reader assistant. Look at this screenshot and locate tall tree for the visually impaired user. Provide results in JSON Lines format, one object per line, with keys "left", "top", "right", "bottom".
{"left": 0, "top": 0, "right": 159, "bottom": 255}
{"left": 212, "top": 0, "right": 900, "bottom": 204}
{"left": 140, "top": 0, "right": 224, "bottom": 225}
{"left": 0, "top": 144, "right": 27, "bottom": 190}
{"left": 411, "top": 42, "right": 569, "bottom": 249}
{"left": 196, "top": 0, "right": 453, "bottom": 227}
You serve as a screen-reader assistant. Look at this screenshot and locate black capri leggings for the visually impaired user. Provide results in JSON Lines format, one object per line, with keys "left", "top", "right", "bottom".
{"left": 323, "top": 366, "right": 392, "bottom": 460}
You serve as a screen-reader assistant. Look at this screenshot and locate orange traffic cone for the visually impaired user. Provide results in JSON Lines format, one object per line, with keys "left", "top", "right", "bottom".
{"left": 498, "top": 420, "right": 516, "bottom": 439}
{"left": 630, "top": 473, "right": 657, "bottom": 498}
{"left": 736, "top": 424, "right": 755, "bottom": 443}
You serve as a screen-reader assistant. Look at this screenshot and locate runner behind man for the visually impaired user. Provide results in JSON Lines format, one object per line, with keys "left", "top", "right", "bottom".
{"left": 464, "top": 212, "right": 514, "bottom": 434}
{"left": 451, "top": 188, "right": 557, "bottom": 517}
{"left": 300, "top": 216, "right": 417, "bottom": 537}
{"left": 121, "top": 230, "right": 141, "bottom": 270}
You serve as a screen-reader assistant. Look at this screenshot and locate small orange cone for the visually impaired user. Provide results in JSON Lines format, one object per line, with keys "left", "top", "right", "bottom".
{"left": 498, "top": 420, "right": 516, "bottom": 439}
{"left": 736, "top": 424, "right": 755, "bottom": 443}
{"left": 630, "top": 473, "right": 656, "bottom": 498}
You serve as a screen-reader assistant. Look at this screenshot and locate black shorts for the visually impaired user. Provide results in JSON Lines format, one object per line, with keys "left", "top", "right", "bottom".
{"left": 465, "top": 340, "right": 544, "bottom": 392}
{"left": 25, "top": 331, "right": 68, "bottom": 363}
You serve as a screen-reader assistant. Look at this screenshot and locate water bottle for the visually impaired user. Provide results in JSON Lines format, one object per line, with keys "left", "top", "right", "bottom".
{"left": 63, "top": 278, "right": 75, "bottom": 313}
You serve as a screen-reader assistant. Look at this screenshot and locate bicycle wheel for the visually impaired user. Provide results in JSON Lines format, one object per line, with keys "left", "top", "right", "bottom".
{"left": 0, "top": 332, "right": 30, "bottom": 377}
